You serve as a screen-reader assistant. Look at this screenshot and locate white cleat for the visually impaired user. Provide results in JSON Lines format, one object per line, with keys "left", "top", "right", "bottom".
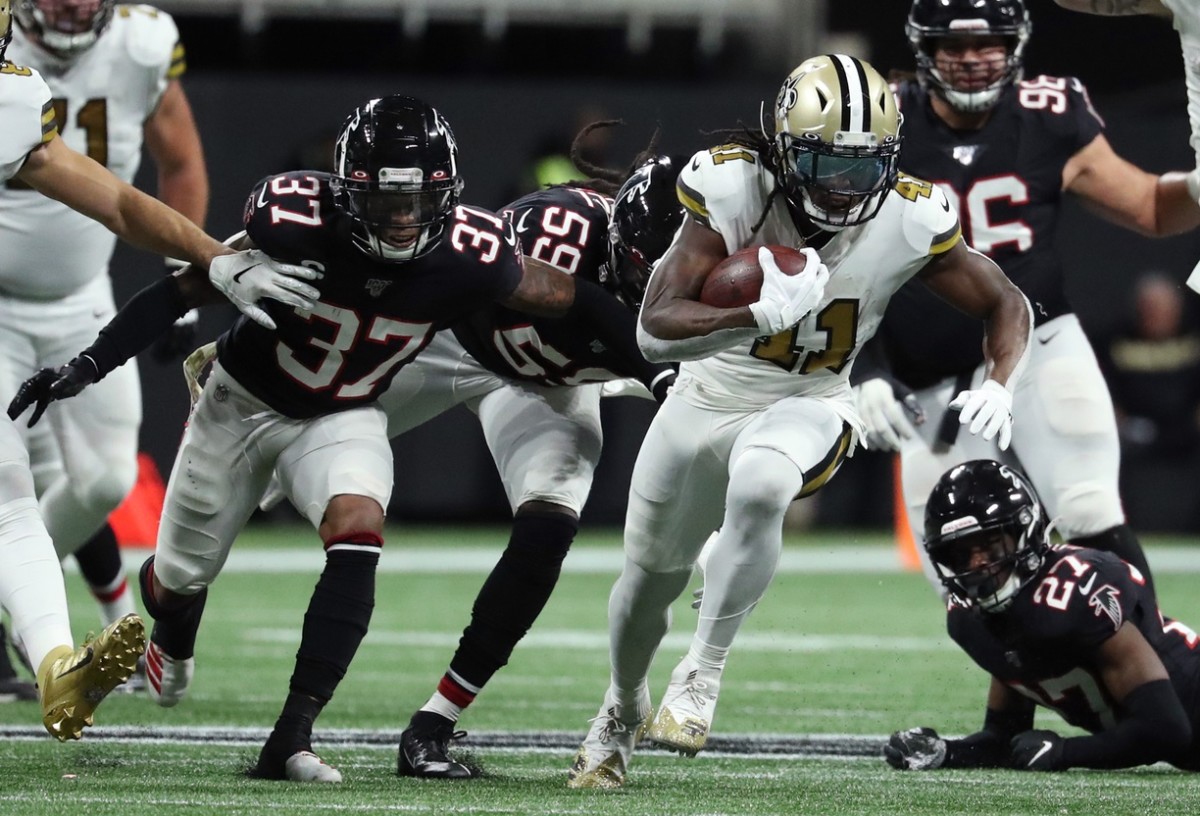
{"left": 144, "top": 640, "right": 194, "bottom": 708}
{"left": 284, "top": 751, "right": 343, "bottom": 783}
{"left": 567, "top": 688, "right": 651, "bottom": 789}
{"left": 647, "top": 660, "right": 721, "bottom": 756}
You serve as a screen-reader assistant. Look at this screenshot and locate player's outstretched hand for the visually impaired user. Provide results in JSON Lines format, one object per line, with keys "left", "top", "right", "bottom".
{"left": 855, "top": 377, "right": 926, "bottom": 452}
{"left": 884, "top": 727, "right": 947, "bottom": 771}
{"left": 1009, "top": 729, "right": 1064, "bottom": 771}
{"left": 209, "top": 249, "right": 322, "bottom": 330}
{"left": 749, "top": 246, "right": 829, "bottom": 335}
{"left": 949, "top": 379, "right": 1013, "bottom": 450}
{"left": 7, "top": 356, "right": 100, "bottom": 428}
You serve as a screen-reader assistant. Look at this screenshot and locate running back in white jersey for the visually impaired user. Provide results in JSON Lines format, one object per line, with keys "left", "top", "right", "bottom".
{"left": 672, "top": 144, "right": 961, "bottom": 425}
{"left": 0, "top": 5, "right": 184, "bottom": 298}
{"left": 0, "top": 63, "right": 55, "bottom": 183}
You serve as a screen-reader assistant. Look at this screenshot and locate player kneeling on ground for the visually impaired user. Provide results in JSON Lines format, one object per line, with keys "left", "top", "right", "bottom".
{"left": 886, "top": 460, "right": 1198, "bottom": 772}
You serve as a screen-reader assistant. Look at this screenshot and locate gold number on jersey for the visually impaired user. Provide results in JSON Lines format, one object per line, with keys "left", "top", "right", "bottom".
{"left": 708, "top": 144, "right": 756, "bottom": 165}
{"left": 118, "top": 5, "right": 160, "bottom": 18}
{"left": 5, "top": 97, "right": 108, "bottom": 190}
{"left": 749, "top": 299, "right": 860, "bottom": 375}
{"left": 894, "top": 176, "right": 934, "bottom": 203}
{"left": 0, "top": 63, "right": 33, "bottom": 76}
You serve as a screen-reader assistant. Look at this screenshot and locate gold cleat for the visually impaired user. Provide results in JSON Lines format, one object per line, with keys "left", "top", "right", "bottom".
{"left": 566, "top": 690, "right": 650, "bottom": 790}
{"left": 646, "top": 662, "right": 721, "bottom": 757}
{"left": 647, "top": 706, "right": 710, "bottom": 757}
{"left": 37, "top": 613, "right": 147, "bottom": 741}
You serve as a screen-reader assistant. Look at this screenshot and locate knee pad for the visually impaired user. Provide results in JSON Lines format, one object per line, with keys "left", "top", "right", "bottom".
{"left": 70, "top": 455, "right": 138, "bottom": 516}
{"left": 726, "top": 447, "right": 801, "bottom": 524}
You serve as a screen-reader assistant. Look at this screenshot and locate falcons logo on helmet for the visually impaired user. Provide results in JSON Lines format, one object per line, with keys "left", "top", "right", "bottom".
{"left": 1088, "top": 585, "right": 1123, "bottom": 630}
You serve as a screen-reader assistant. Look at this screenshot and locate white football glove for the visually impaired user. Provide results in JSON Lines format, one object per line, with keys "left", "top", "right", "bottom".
{"left": 209, "top": 250, "right": 322, "bottom": 330}
{"left": 748, "top": 246, "right": 829, "bottom": 335}
{"left": 949, "top": 379, "right": 1013, "bottom": 450}
{"left": 855, "top": 378, "right": 926, "bottom": 452}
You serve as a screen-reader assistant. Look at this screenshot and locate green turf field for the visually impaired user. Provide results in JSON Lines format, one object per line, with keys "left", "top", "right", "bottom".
{"left": 1, "top": 524, "right": 1199, "bottom": 815}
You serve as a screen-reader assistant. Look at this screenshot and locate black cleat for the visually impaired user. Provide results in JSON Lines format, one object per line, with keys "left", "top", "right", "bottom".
{"left": 397, "top": 715, "right": 475, "bottom": 779}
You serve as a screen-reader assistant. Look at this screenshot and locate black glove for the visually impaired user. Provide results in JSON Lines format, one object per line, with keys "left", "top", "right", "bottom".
{"left": 884, "top": 727, "right": 947, "bottom": 770}
{"left": 149, "top": 307, "right": 199, "bottom": 363}
{"left": 7, "top": 356, "right": 99, "bottom": 428}
{"left": 1009, "top": 729, "right": 1065, "bottom": 771}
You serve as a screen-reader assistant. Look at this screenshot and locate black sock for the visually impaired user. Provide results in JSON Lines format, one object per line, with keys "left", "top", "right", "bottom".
{"left": 138, "top": 556, "right": 207, "bottom": 659}
{"left": 448, "top": 511, "right": 578, "bottom": 690}
{"left": 74, "top": 524, "right": 124, "bottom": 590}
{"left": 1071, "top": 524, "right": 1156, "bottom": 599}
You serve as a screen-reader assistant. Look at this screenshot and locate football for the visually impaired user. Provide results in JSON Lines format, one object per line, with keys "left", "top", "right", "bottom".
{"left": 699, "top": 245, "right": 808, "bottom": 309}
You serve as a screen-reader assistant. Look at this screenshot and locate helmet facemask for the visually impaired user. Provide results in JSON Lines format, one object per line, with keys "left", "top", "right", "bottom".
{"left": 333, "top": 171, "right": 462, "bottom": 263}
{"left": 14, "top": 0, "right": 115, "bottom": 59}
{"left": 771, "top": 55, "right": 902, "bottom": 233}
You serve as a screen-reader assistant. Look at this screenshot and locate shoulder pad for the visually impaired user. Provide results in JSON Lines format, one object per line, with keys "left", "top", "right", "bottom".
{"left": 0, "top": 67, "right": 56, "bottom": 170}
{"left": 894, "top": 174, "right": 961, "bottom": 256}
{"left": 677, "top": 144, "right": 770, "bottom": 236}
{"left": 114, "top": 5, "right": 183, "bottom": 75}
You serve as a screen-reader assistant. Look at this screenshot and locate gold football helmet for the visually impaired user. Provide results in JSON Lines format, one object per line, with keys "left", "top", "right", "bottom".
{"left": 772, "top": 54, "right": 902, "bottom": 230}
{"left": 0, "top": 0, "right": 12, "bottom": 62}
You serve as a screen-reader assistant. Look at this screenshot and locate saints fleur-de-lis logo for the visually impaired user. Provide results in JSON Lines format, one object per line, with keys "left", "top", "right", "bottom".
{"left": 776, "top": 74, "right": 801, "bottom": 120}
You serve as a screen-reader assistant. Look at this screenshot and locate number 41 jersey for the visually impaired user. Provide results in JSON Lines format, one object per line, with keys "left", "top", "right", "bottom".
{"left": 217, "top": 171, "right": 524, "bottom": 419}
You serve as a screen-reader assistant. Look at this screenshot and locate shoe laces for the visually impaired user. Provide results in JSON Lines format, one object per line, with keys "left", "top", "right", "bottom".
{"left": 677, "top": 670, "right": 716, "bottom": 708}
{"left": 588, "top": 708, "right": 630, "bottom": 745}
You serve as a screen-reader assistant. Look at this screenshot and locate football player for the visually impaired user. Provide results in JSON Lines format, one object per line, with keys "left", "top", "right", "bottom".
{"left": 0, "top": 0, "right": 302, "bottom": 741}
{"left": 0, "top": 0, "right": 209, "bottom": 693}
{"left": 853, "top": 0, "right": 1200, "bottom": 599}
{"left": 885, "top": 460, "right": 1200, "bottom": 773}
{"left": 392, "top": 154, "right": 682, "bottom": 778}
{"left": 9, "top": 95, "right": 680, "bottom": 783}
{"left": 567, "top": 54, "right": 1034, "bottom": 789}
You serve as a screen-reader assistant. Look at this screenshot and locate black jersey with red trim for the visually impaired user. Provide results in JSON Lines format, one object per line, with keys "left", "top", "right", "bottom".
{"left": 216, "top": 171, "right": 524, "bottom": 418}
{"left": 875, "top": 77, "right": 1104, "bottom": 389}
{"left": 450, "top": 185, "right": 661, "bottom": 386}
{"left": 948, "top": 546, "right": 1200, "bottom": 738}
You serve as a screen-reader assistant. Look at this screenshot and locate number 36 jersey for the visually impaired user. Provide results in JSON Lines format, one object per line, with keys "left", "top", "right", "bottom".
{"left": 0, "top": 5, "right": 185, "bottom": 298}
{"left": 674, "top": 144, "right": 960, "bottom": 430}
{"left": 217, "top": 171, "right": 524, "bottom": 419}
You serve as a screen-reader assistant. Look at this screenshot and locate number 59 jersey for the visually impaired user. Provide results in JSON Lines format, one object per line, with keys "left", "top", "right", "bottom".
{"left": 217, "top": 171, "right": 524, "bottom": 419}
{"left": 0, "top": 6, "right": 185, "bottom": 298}
{"left": 673, "top": 144, "right": 960, "bottom": 428}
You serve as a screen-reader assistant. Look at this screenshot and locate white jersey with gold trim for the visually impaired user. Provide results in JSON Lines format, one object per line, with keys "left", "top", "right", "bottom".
{"left": 0, "top": 63, "right": 54, "bottom": 183}
{"left": 673, "top": 145, "right": 960, "bottom": 430}
{"left": 0, "top": 5, "right": 184, "bottom": 298}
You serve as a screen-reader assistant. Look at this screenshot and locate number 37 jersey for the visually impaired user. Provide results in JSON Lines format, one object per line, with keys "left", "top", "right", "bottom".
{"left": 217, "top": 171, "right": 524, "bottom": 419}
{"left": 674, "top": 144, "right": 960, "bottom": 426}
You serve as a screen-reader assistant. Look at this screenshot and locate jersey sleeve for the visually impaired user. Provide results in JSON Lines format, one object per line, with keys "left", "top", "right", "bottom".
{"left": 243, "top": 172, "right": 330, "bottom": 263}
{"left": 121, "top": 5, "right": 186, "bottom": 109}
{"left": 460, "top": 205, "right": 524, "bottom": 300}
{"left": 0, "top": 67, "right": 56, "bottom": 183}
{"left": 896, "top": 174, "right": 962, "bottom": 257}
{"left": 1041, "top": 549, "right": 1142, "bottom": 651}
{"left": 505, "top": 187, "right": 613, "bottom": 278}
{"left": 677, "top": 145, "right": 770, "bottom": 256}
{"left": 1021, "top": 75, "right": 1105, "bottom": 158}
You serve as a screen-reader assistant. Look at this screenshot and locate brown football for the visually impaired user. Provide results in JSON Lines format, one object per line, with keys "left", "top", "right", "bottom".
{"left": 699, "top": 245, "right": 808, "bottom": 309}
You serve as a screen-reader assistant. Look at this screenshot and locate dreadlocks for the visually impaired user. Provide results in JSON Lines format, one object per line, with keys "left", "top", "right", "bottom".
{"left": 559, "top": 120, "right": 664, "bottom": 197}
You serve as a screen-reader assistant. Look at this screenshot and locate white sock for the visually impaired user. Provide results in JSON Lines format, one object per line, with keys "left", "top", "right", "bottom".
{"left": 0, "top": 496, "right": 72, "bottom": 671}
{"left": 90, "top": 574, "right": 136, "bottom": 627}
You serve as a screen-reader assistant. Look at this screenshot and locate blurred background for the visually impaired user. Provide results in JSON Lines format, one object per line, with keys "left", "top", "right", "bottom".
{"left": 112, "top": 0, "right": 1200, "bottom": 533}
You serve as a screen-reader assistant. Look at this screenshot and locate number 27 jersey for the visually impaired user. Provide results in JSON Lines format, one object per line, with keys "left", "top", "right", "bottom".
{"left": 217, "top": 171, "right": 524, "bottom": 419}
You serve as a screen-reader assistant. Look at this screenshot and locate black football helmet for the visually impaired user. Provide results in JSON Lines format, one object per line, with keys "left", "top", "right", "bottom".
{"left": 924, "top": 460, "right": 1049, "bottom": 612}
{"left": 14, "top": 0, "right": 116, "bottom": 59}
{"left": 330, "top": 95, "right": 464, "bottom": 263}
{"left": 906, "top": 0, "right": 1031, "bottom": 113}
{"left": 603, "top": 155, "right": 684, "bottom": 309}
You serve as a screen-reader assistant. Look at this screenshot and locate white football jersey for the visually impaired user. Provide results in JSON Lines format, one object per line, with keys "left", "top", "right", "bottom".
{"left": 1161, "top": 0, "right": 1200, "bottom": 168}
{"left": 0, "top": 63, "right": 55, "bottom": 183}
{"left": 0, "top": 5, "right": 185, "bottom": 298}
{"left": 673, "top": 144, "right": 960, "bottom": 428}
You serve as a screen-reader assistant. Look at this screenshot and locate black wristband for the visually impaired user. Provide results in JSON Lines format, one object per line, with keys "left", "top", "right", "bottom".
{"left": 83, "top": 274, "right": 189, "bottom": 380}
{"left": 1059, "top": 679, "right": 1191, "bottom": 769}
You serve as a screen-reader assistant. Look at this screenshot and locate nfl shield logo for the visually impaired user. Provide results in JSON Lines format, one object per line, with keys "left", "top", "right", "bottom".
{"left": 365, "top": 279, "right": 392, "bottom": 297}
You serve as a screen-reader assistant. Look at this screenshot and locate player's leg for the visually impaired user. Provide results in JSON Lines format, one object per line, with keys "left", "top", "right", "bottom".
{"left": 652, "top": 397, "right": 849, "bottom": 755}
{"left": 251, "top": 404, "right": 393, "bottom": 783}
{"left": 141, "top": 363, "right": 285, "bottom": 708}
{"left": 569, "top": 395, "right": 727, "bottom": 789}
{"left": 0, "top": 418, "right": 142, "bottom": 739}
{"left": 1011, "top": 315, "right": 1155, "bottom": 594}
{"left": 403, "top": 382, "right": 602, "bottom": 778}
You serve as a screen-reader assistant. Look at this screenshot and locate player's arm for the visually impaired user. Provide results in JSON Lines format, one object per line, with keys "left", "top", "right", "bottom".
{"left": 1052, "top": 0, "right": 1171, "bottom": 17}
{"left": 886, "top": 679, "right": 1035, "bottom": 770}
{"left": 1063, "top": 135, "right": 1200, "bottom": 236}
{"left": 502, "top": 257, "right": 676, "bottom": 400}
{"left": 1010, "top": 624, "right": 1191, "bottom": 771}
{"left": 14, "top": 135, "right": 226, "bottom": 269}
{"left": 144, "top": 79, "right": 208, "bottom": 226}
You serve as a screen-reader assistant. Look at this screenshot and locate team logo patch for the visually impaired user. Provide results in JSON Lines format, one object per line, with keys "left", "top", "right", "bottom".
{"left": 365, "top": 279, "right": 393, "bottom": 297}
{"left": 1088, "top": 584, "right": 1123, "bottom": 630}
